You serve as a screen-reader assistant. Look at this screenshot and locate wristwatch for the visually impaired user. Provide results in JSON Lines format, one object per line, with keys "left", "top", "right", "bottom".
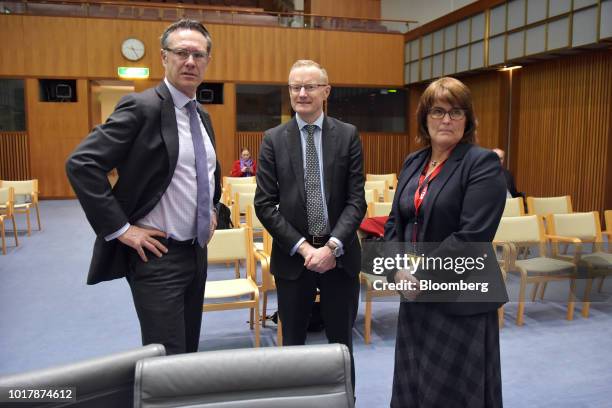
{"left": 325, "top": 240, "right": 342, "bottom": 258}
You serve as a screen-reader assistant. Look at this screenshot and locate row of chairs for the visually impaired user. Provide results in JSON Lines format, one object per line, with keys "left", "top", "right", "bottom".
{"left": 495, "top": 210, "right": 612, "bottom": 325}
{"left": 502, "top": 195, "right": 573, "bottom": 217}
{"left": 0, "top": 180, "right": 42, "bottom": 255}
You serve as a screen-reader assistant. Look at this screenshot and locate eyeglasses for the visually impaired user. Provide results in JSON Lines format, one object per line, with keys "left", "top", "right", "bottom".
{"left": 164, "top": 47, "right": 209, "bottom": 61}
{"left": 288, "top": 84, "right": 327, "bottom": 93}
{"left": 429, "top": 107, "right": 466, "bottom": 120}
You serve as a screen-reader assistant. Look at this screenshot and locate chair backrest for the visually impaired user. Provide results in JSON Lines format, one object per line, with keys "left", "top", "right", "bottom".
{"left": 366, "top": 173, "right": 397, "bottom": 189}
{"left": 606, "top": 210, "right": 612, "bottom": 232}
{"left": 502, "top": 197, "right": 525, "bottom": 217}
{"left": 367, "top": 202, "right": 392, "bottom": 218}
{"left": 527, "top": 195, "right": 572, "bottom": 216}
{"left": 245, "top": 204, "right": 264, "bottom": 230}
{"left": 235, "top": 192, "right": 255, "bottom": 214}
{"left": 364, "top": 189, "right": 377, "bottom": 205}
{"left": 364, "top": 180, "right": 387, "bottom": 201}
{"left": 208, "top": 227, "right": 252, "bottom": 263}
{"left": 547, "top": 212, "right": 601, "bottom": 242}
{"left": 0, "top": 187, "right": 15, "bottom": 216}
{"left": 223, "top": 176, "right": 256, "bottom": 189}
{"left": 385, "top": 189, "right": 395, "bottom": 203}
{"left": 0, "top": 344, "right": 165, "bottom": 408}
{"left": 230, "top": 183, "right": 257, "bottom": 197}
{"left": 134, "top": 344, "right": 355, "bottom": 408}
{"left": 1, "top": 179, "right": 38, "bottom": 202}
{"left": 494, "top": 214, "right": 544, "bottom": 243}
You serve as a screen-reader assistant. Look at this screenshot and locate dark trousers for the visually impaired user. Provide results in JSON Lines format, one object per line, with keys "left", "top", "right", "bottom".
{"left": 127, "top": 240, "right": 207, "bottom": 355}
{"left": 275, "top": 267, "right": 360, "bottom": 390}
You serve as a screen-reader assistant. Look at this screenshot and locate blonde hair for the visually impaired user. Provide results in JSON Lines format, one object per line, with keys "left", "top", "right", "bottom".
{"left": 289, "top": 60, "right": 329, "bottom": 84}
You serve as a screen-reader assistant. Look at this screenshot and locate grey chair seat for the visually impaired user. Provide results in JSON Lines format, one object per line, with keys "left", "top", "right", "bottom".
{"left": 515, "top": 257, "right": 575, "bottom": 276}
{"left": 581, "top": 252, "right": 612, "bottom": 268}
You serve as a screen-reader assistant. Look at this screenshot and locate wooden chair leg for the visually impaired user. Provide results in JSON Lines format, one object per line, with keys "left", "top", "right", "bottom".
{"left": 529, "top": 283, "right": 536, "bottom": 301}
{"left": 517, "top": 277, "right": 527, "bottom": 326}
{"left": 10, "top": 215, "right": 18, "bottom": 246}
{"left": 35, "top": 203, "right": 41, "bottom": 230}
{"left": 364, "top": 290, "right": 372, "bottom": 345}
{"left": 1, "top": 221, "right": 6, "bottom": 255}
{"left": 567, "top": 278, "right": 576, "bottom": 321}
{"left": 25, "top": 208, "right": 31, "bottom": 236}
{"left": 598, "top": 276, "right": 606, "bottom": 293}
{"left": 498, "top": 306, "right": 504, "bottom": 328}
{"left": 277, "top": 317, "right": 283, "bottom": 347}
{"left": 582, "top": 278, "right": 593, "bottom": 318}
{"left": 539, "top": 282, "right": 548, "bottom": 300}
{"left": 253, "top": 293, "right": 260, "bottom": 347}
{"left": 262, "top": 291, "right": 268, "bottom": 328}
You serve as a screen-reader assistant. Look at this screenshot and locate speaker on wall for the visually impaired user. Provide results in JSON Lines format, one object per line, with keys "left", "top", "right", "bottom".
{"left": 39, "top": 79, "right": 77, "bottom": 102}
{"left": 196, "top": 83, "right": 223, "bottom": 104}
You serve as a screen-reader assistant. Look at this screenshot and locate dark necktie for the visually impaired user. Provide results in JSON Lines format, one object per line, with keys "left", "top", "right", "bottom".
{"left": 186, "top": 100, "right": 211, "bottom": 247}
{"left": 304, "top": 124, "right": 327, "bottom": 235}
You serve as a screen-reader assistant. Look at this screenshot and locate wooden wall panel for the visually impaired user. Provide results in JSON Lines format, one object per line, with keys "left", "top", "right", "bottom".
{"left": 308, "top": 0, "right": 381, "bottom": 19}
{"left": 205, "top": 83, "right": 236, "bottom": 178}
{"left": 513, "top": 52, "right": 612, "bottom": 214}
{"left": 0, "top": 132, "right": 30, "bottom": 180}
{"left": 236, "top": 131, "right": 411, "bottom": 176}
{"left": 23, "top": 17, "right": 89, "bottom": 77}
{"left": 0, "top": 15, "right": 404, "bottom": 86}
{"left": 26, "top": 79, "right": 90, "bottom": 198}
{"left": 0, "top": 16, "right": 25, "bottom": 76}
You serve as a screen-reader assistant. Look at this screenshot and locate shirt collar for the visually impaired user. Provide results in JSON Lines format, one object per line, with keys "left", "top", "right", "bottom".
{"left": 296, "top": 112, "right": 324, "bottom": 132}
{"left": 164, "top": 77, "right": 195, "bottom": 109}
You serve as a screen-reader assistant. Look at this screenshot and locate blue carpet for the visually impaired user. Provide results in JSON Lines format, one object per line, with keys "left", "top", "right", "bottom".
{"left": 1, "top": 200, "right": 611, "bottom": 407}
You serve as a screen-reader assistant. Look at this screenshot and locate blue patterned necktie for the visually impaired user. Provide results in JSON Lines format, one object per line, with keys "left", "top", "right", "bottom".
{"left": 186, "top": 100, "right": 211, "bottom": 247}
{"left": 304, "top": 124, "right": 327, "bottom": 235}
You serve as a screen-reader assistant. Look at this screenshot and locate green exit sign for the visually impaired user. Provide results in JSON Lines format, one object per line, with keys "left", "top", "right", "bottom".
{"left": 117, "top": 67, "right": 150, "bottom": 79}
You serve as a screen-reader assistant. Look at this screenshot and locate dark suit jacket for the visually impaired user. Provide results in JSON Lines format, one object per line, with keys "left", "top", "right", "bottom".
{"left": 66, "top": 82, "right": 221, "bottom": 285}
{"left": 254, "top": 116, "right": 366, "bottom": 280}
{"left": 384, "top": 143, "right": 508, "bottom": 315}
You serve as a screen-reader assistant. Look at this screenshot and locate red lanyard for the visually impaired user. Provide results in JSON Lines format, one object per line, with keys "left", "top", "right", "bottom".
{"left": 413, "top": 160, "right": 446, "bottom": 215}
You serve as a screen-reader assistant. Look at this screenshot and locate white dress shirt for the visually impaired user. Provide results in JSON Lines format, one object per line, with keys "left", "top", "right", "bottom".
{"left": 105, "top": 78, "right": 216, "bottom": 241}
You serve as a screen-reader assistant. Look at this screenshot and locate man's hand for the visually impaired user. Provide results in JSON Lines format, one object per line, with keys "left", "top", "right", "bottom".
{"left": 118, "top": 225, "right": 167, "bottom": 262}
{"left": 207, "top": 211, "right": 218, "bottom": 244}
{"left": 304, "top": 246, "right": 336, "bottom": 273}
{"left": 394, "top": 269, "right": 420, "bottom": 301}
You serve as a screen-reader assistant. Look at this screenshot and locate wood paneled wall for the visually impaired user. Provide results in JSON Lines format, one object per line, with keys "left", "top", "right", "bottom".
{"left": 0, "top": 15, "right": 404, "bottom": 86}
{"left": 306, "top": 0, "right": 381, "bottom": 19}
{"left": 236, "top": 131, "right": 410, "bottom": 176}
{"left": 0, "top": 132, "right": 30, "bottom": 180}
{"left": 513, "top": 52, "right": 612, "bottom": 214}
{"left": 25, "top": 79, "right": 91, "bottom": 198}
{"left": 205, "top": 83, "right": 236, "bottom": 179}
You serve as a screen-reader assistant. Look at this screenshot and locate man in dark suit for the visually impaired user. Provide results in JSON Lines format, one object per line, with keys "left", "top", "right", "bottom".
{"left": 254, "top": 60, "right": 366, "bottom": 388}
{"left": 66, "top": 19, "right": 221, "bottom": 355}
{"left": 493, "top": 148, "right": 523, "bottom": 198}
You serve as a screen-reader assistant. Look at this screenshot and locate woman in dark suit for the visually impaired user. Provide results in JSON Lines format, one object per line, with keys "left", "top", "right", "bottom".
{"left": 385, "top": 77, "right": 507, "bottom": 407}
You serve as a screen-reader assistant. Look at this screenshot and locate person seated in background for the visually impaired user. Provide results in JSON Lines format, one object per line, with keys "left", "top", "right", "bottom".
{"left": 493, "top": 148, "right": 524, "bottom": 198}
{"left": 230, "top": 148, "right": 256, "bottom": 177}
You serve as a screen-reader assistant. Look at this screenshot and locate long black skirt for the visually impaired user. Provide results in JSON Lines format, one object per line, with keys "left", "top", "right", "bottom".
{"left": 390, "top": 303, "right": 503, "bottom": 408}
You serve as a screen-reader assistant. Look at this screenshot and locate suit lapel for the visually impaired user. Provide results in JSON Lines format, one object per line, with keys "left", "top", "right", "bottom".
{"left": 156, "top": 83, "right": 179, "bottom": 179}
{"left": 322, "top": 117, "right": 336, "bottom": 206}
{"left": 394, "top": 148, "right": 428, "bottom": 239}
{"left": 421, "top": 143, "right": 471, "bottom": 236}
{"left": 286, "top": 119, "right": 306, "bottom": 203}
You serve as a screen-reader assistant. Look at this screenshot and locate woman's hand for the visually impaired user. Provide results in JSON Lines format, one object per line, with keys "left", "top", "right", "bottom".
{"left": 394, "top": 269, "right": 420, "bottom": 301}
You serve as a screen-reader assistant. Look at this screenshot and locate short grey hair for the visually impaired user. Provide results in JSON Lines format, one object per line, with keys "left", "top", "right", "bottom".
{"left": 289, "top": 60, "right": 329, "bottom": 84}
{"left": 160, "top": 19, "right": 212, "bottom": 55}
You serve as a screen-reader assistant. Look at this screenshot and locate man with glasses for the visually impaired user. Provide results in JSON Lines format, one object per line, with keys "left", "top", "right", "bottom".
{"left": 255, "top": 60, "right": 366, "bottom": 390}
{"left": 66, "top": 19, "right": 221, "bottom": 355}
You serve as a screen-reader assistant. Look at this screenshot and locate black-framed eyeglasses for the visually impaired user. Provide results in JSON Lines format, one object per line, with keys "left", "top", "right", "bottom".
{"left": 288, "top": 84, "right": 327, "bottom": 93}
{"left": 164, "top": 47, "right": 208, "bottom": 61}
{"left": 429, "top": 107, "right": 466, "bottom": 120}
